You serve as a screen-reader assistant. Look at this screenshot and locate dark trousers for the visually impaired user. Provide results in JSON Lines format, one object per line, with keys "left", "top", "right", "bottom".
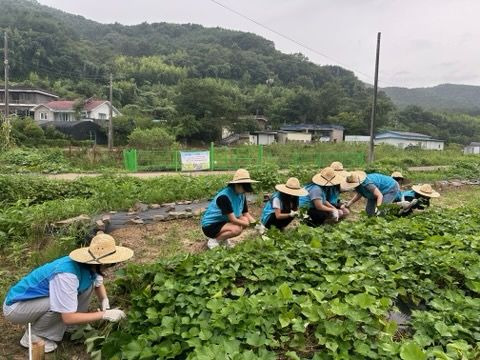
{"left": 264, "top": 214, "right": 294, "bottom": 230}
{"left": 306, "top": 208, "right": 329, "bottom": 227}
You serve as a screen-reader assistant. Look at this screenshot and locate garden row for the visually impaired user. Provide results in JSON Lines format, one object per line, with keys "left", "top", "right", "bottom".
{"left": 92, "top": 206, "right": 480, "bottom": 359}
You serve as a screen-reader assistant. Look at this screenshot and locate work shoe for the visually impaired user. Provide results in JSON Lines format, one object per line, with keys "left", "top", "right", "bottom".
{"left": 20, "top": 331, "right": 58, "bottom": 353}
{"left": 207, "top": 238, "right": 220, "bottom": 249}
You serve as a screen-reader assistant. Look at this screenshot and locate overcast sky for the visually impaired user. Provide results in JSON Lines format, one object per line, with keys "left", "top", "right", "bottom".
{"left": 39, "top": 0, "right": 480, "bottom": 88}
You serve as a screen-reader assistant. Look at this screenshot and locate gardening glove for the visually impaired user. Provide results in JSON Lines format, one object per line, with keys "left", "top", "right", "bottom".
{"left": 94, "top": 275, "right": 104, "bottom": 287}
{"left": 332, "top": 209, "right": 340, "bottom": 222}
{"left": 289, "top": 210, "right": 299, "bottom": 218}
{"left": 102, "top": 309, "right": 126, "bottom": 322}
{"left": 255, "top": 223, "right": 266, "bottom": 235}
{"left": 375, "top": 208, "right": 382, "bottom": 217}
{"left": 398, "top": 201, "right": 411, "bottom": 209}
{"left": 101, "top": 297, "right": 110, "bottom": 311}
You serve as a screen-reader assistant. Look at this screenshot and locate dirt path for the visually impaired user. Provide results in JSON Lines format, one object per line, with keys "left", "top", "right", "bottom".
{"left": 46, "top": 170, "right": 235, "bottom": 180}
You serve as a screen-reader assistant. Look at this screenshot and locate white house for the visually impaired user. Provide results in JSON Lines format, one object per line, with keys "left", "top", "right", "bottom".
{"left": 375, "top": 131, "right": 444, "bottom": 150}
{"left": 31, "top": 98, "right": 121, "bottom": 123}
{"left": 345, "top": 135, "right": 371, "bottom": 143}
{"left": 464, "top": 142, "right": 480, "bottom": 155}
{"left": 249, "top": 131, "right": 276, "bottom": 145}
{"left": 277, "top": 131, "right": 312, "bottom": 144}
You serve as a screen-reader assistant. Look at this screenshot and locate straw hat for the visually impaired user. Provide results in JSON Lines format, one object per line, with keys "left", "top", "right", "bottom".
{"left": 412, "top": 184, "right": 440, "bottom": 198}
{"left": 275, "top": 177, "right": 308, "bottom": 197}
{"left": 312, "top": 167, "right": 344, "bottom": 187}
{"left": 342, "top": 170, "right": 367, "bottom": 190}
{"left": 70, "top": 233, "right": 134, "bottom": 264}
{"left": 330, "top": 161, "right": 349, "bottom": 177}
{"left": 228, "top": 169, "right": 259, "bottom": 184}
{"left": 391, "top": 171, "right": 404, "bottom": 179}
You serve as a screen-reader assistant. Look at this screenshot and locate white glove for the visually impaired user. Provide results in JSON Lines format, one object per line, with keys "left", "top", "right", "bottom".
{"left": 255, "top": 223, "right": 266, "bottom": 235}
{"left": 375, "top": 208, "right": 382, "bottom": 216}
{"left": 332, "top": 209, "right": 339, "bottom": 222}
{"left": 289, "top": 210, "right": 299, "bottom": 218}
{"left": 101, "top": 297, "right": 110, "bottom": 311}
{"left": 94, "top": 275, "right": 104, "bottom": 287}
{"left": 102, "top": 309, "right": 126, "bottom": 322}
{"left": 398, "top": 201, "right": 411, "bottom": 209}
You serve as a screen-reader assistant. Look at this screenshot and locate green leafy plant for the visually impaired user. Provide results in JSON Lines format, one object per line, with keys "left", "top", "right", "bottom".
{"left": 90, "top": 206, "right": 480, "bottom": 359}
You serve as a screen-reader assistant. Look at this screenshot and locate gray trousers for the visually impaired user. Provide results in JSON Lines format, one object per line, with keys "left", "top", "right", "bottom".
{"left": 3, "top": 285, "right": 94, "bottom": 342}
{"left": 366, "top": 183, "right": 400, "bottom": 216}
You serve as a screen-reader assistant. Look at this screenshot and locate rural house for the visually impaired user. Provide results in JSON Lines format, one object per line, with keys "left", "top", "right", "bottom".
{"left": 464, "top": 142, "right": 480, "bottom": 155}
{"left": 375, "top": 131, "right": 444, "bottom": 150}
{"left": 279, "top": 124, "right": 344, "bottom": 143}
{"left": 32, "top": 98, "right": 121, "bottom": 123}
{"left": 0, "top": 87, "right": 58, "bottom": 117}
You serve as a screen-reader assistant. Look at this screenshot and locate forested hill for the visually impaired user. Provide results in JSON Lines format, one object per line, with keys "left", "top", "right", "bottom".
{"left": 1, "top": 0, "right": 396, "bottom": 141}
{"left": 383, "top": 84, "right": 480, "bottom": 115}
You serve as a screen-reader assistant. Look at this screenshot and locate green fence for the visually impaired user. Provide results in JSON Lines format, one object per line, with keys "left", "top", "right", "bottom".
{"left": 128, "top": 144, "right": 366, "bottom": 172}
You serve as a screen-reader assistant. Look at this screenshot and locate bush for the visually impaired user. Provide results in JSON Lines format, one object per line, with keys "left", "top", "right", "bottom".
{"left": 128, "top": 127, "right": 176, "bottom": 149}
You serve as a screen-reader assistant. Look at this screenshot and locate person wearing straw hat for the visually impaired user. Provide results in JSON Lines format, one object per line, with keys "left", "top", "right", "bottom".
{"left": 396, "top": 183, "right": 440, "bottom": 215}
{"left": 260, "top": 177, "right": 308, "bottom": 230}
{"left": 202, "top": 168, "right": 258, "bottom": 249}
{"left": 299, "top": 167, "right": 347, "bottom": 226}
{"left": 344, "top": 171, "right": 401, "bottom": 216}
{"left": 330, "top": 161, "right": 349, "bottom": 178}
{"left": 2, "top": 233, "right": 133, "bottom": 353}
{"left": 391, "top": 171, "right": 405, "bottom": 187}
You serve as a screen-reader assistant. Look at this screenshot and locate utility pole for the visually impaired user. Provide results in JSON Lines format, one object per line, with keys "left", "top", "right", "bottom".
{"left": 368, "top": 32, "right": 381, "bottom": 163}
{"left": 4, "top": 31, "right": 9, "bottom": 122}
{"left": 108, "top": 73, "right": 113, "bottom": 150}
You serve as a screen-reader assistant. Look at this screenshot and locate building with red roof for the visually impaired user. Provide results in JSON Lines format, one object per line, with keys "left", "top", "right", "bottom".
{"left": 31, "top": 97, "right": 121, "bottom": 123}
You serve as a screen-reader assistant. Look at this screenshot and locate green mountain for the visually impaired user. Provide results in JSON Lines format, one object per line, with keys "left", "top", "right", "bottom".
{"left": 383, "top": 84, "right": 480, "bottom": 115}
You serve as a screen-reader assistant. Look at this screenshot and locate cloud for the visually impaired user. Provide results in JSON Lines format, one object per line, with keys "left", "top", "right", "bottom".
{"left": 38, "top": 0, "right": 480, "bottom": 87}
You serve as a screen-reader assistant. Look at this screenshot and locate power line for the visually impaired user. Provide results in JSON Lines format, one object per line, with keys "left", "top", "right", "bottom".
{"left": 207, "top": 0, "right": 398, "bottom": 87}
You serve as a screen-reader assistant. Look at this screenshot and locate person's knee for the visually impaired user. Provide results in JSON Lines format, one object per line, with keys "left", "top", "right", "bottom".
{"left": 233, "top": 226, "right": 243, "bottom": 236}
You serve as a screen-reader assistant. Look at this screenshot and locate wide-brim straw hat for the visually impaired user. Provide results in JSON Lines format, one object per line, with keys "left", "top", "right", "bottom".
{"left": 312, "top": 167, "right": 344, "bottom": 187}
{"left": 391, "top": 171, "right": 404, "bottom": 179}
{"left": 275, "top": 177, "right": 308, "bottom": 197}
{"left": 228, "top": 168, "right": 259, "bottom": 184}
{"left": 70, "top": 233, "right": 134, "bottom": 264}
{"left": 412, "top": 184, "right": 440, "bottom": 198}
{"left": 341, "top": 170, "right": 367, "bottom": 190}
{"left": 330, "top": 161, "right": 349, "bottom": 177}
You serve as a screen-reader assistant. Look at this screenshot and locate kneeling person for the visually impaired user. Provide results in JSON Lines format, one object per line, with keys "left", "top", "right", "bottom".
{"left": 3, "top": 233, "right": 133, "bottom": 353}
{"left": 201, "top": 169, "right": 257, "bottom": 249}
{"left": 261, "top": 177, "right": 308, "bottom": 230}
{"left": 299, "top": 167, "right": 347, "bottom": 226}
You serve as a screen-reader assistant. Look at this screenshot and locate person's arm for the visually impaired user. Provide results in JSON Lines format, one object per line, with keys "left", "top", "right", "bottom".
{"left": 227, "top": 212, "right": 250, "bottom": 227}
{"left": 62, "top": 311, "right": 105, "bottom": 325}
{"left": 49, "top": 274, "right": 111, "bottom": 325}
{"left": 373, "top": 188, "right": 383, "bottom": 207}
{"left": 346, "top": 193, "right": 362, "bottom": 208}
{"left": 313, "top": 199, "right": 337, "bottom": 213}
{"left": 274, "top": 208, "right": 292, "bottom": 220}
{"left": 241, "top": 198, "right": 256, "bottom": 223}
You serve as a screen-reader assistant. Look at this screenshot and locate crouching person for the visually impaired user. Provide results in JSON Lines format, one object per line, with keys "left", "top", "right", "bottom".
{"left": 2, "top": 233, "right": 133, "bottom": 353}
{"left": 345, "top": 171, "right": 400, "bottom": 216}
{"left": 396, "top": 183, "right": 440, "bottom": 215}
{"left": 299, "top": 167, "right": 347, "bottom": 226}
{"left": 201, "top": 169, "right": 258, "bottom": 249}
{"left": 260, "top": 177, "right": 308, "bottom": 230}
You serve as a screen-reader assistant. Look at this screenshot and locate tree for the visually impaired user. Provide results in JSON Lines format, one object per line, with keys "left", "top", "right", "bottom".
{"left": 128, "top": 127, "right": 176, "bottom": 149}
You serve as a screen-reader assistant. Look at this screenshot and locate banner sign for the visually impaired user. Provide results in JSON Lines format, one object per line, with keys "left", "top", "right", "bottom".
{"left": 180, "top": 151, "right": 210, "bottom": 171}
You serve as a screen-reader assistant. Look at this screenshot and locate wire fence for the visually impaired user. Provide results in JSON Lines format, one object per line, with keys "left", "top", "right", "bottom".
{"left": 128, "top": 144, "right": 366, "bottom": 172}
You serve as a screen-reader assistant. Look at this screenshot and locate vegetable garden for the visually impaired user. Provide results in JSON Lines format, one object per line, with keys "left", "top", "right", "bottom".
{"left": 87, "top": 207, "right": 480, "bottom": 360}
